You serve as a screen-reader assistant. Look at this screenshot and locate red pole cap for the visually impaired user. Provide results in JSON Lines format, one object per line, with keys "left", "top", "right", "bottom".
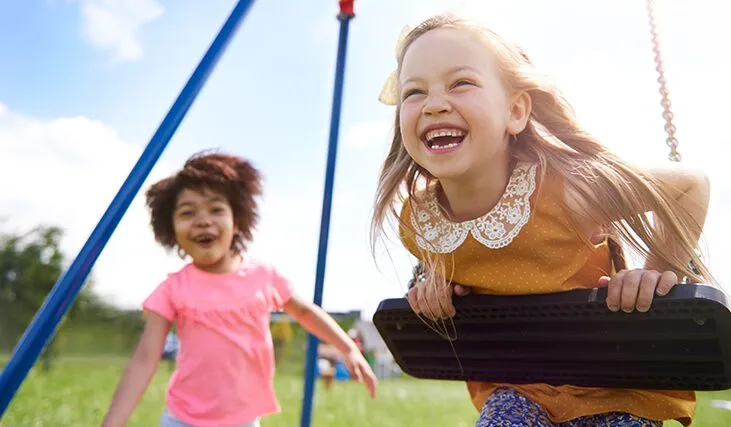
{"left": 339, "top": 0, "right": 354, "bottom": 17}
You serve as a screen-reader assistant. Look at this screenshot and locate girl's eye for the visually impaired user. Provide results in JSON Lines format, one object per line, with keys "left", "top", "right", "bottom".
{"left": 179, "top": 210, "right": 193, "bottom": 217}
{"left": 402, "top": 89, "right": 423, "bottom": 100}
{"left": 453, "top": 80, "right": 473, "bottom": 88}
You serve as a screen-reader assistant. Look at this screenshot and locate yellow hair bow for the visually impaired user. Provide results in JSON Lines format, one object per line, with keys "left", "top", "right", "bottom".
{"left": 377, "top": 25, "right": 412, "bottom": 106}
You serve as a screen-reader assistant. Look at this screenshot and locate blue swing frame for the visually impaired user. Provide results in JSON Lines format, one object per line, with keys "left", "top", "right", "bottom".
{"left": 0, "top": 2, "right": 355, "bottom": 427}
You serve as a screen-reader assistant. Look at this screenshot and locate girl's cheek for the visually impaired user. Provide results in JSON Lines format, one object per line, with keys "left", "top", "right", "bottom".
{"left": 400, "top": 106, "right": 419, "bottom": 133}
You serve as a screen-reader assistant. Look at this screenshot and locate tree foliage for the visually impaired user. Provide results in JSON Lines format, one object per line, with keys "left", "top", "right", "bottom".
{"left": 0, "top": 225, "right": 103, "bottom": 366}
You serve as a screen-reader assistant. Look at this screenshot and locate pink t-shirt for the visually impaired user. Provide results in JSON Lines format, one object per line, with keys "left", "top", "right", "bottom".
{"left": 142, "top": 259, "right": 293, "bottom": 426}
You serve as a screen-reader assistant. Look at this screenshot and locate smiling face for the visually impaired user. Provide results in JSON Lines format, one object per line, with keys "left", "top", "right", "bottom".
{"left": 173, "top": 187, "right": 237, "bottom": 272}
{"left": 398, "top": 27, "right": 515, "bottom": 181}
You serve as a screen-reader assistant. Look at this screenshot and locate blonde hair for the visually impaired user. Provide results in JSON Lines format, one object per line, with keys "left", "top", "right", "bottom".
{"left": 371, "top": 14, "right": 715, "bottom": 293}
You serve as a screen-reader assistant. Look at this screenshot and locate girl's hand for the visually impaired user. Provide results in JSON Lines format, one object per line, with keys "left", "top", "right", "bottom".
{"left": 598, "top": 269, "right": 678, "bottom": 313}
{"left": 406, "top": 281, "right": 471, "bottom": 320}
{"left": 343, "top": 349, "right": 378, "bottom": 399}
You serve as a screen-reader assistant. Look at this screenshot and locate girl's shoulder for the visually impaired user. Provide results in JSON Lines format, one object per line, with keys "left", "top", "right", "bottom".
{"left": 160, "top": 260, "right": 277, "bottom": 298}
{"left": 160, "top": 259, "right": 291, "bottom": 313}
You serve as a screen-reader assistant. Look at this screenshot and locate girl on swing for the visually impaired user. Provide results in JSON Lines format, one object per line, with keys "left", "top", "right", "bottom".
{"left": 371, "top": 14, "right": 715, "bottom": 427}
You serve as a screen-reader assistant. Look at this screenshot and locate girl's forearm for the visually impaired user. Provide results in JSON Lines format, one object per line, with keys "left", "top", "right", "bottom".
{"left": 645, "top": 176, "right": 710, "bottom": 274}
{"left": 102, "top": 357, "right": 160, "bottom": 427}
{"left": 295, "top": 305, "right": 358, "bottom": 355}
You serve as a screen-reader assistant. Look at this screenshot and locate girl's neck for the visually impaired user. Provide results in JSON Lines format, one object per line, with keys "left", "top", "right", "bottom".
{"left": 438, "top": 155, "right": 514, "bottom": 222}
{"left": 193, "top": 252, "right": 243, "bottom": 274}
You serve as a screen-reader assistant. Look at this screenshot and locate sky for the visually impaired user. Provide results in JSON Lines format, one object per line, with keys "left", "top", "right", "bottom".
{"left": 0, "top": 0, "right": 729, "bottom": 319}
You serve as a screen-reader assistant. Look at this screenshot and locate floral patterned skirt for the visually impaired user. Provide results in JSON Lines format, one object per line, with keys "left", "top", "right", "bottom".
{"left": 476, "top": 388, "right": 663, "bottom": 427}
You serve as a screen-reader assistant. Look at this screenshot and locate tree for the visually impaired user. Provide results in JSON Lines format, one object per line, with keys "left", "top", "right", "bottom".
{"left": 0, "top": 225, "right": 95, "bottom": 370}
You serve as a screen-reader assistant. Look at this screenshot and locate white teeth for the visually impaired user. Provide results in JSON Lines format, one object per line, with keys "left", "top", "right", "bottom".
{"left": 425, "top": 128, "right": 465, "bottom": 142}
{"left": 431, "top": 142, "right": 460, "bottom": 150}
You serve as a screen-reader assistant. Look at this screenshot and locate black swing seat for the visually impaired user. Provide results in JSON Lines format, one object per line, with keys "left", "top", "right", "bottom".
{"left": 373, "top": 283, "right": 731, "bottom": 391}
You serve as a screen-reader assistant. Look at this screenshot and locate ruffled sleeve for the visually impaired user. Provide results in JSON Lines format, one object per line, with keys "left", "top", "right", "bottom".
{"left": 142, "top": 276, "right": 176, "bottom": 321}
{"left": 268, "top": 266, "right": 293, "bottom": 310}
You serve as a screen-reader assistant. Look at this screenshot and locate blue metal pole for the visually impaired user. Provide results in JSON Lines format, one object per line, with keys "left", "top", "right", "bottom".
{"left": 299, "top": 4, "right": 354, "bottom": 427}
{"left": 0, "top": 0, "right": 257, "bottom": 417}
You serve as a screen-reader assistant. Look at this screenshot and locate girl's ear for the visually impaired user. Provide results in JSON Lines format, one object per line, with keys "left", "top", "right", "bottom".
{"left": 506, "top": 91, "right": 531, "bottom": 135}
{"left": 231, "top": 229, "right": 244, "bottom": 251}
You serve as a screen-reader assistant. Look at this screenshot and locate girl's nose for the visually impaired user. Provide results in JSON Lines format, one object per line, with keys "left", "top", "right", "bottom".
{"left": 422, "top": 94, "right": 452, "bottom": 116}
{"left": 193, "top": 215, "right": 212, "bottom": 227}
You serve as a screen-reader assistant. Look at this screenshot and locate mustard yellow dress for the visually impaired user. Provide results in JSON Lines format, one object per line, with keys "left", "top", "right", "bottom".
{"left": 399, "top": 162, "right": 695, "bottom": 426}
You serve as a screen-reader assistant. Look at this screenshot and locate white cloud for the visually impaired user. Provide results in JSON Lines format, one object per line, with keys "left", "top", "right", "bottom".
{"left": 0, "top": 102, "right": 413, "bottom": 316}
{"left": 75, "top": 0, "right": 164, "bottom": 62}
{"left": 344, "top": 120, "right": 392, "bottom": 150}
{"left": 0, "top": 102, "right": 183, "bottom": 309}
{"left": 4, "top": 0, "right": 729, "bottom": 319}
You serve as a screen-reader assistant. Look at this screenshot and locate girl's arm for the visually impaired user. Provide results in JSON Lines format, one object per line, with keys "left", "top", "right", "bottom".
{"left": 283, "top": 294, "right": 377, "bottom": 398}
{"left": 565, "top": 166, "right": 710, "bottom": 241}
{"left": 566, "top": 166, "right": 711, "bottom": 271}
{"left": 101, "top": 312, "right": 171, "bottom": 427}
{"left": 641, "top": 167, "right": 711, "bottom": 272}
{"left": 566, "top": 167, "right": 711, "bottom": 312}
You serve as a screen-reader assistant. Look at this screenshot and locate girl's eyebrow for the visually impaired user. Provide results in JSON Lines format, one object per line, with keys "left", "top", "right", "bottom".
{"left": 402, "top": 65, "right": 480, "bottom": 86}
{"left": 176, "top": 194, "right": 226, "bottom": 210}
{"left": 176, "top": 201, "right": 194, "bottom": 209}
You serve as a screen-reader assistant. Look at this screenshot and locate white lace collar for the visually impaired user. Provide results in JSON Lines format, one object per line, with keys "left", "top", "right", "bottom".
{"left": 410, "top": 162, "right": 538, "bottom": 254}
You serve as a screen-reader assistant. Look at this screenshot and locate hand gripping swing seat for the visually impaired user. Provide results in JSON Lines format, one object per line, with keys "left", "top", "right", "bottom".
{"left": 374, "top": 0, "right": 730, "bottom": 392}
{"left": 373, "top": 282, "right": 731, "bottom": 390}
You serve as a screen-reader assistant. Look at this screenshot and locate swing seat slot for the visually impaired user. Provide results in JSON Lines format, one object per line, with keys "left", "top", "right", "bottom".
{"left": 373, "top": 283, "right": 731, "bottom": 390}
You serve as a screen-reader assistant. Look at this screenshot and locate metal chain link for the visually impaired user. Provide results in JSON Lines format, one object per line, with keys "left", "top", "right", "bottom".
{"left": 646, "top": 1, "right": 703, "bottom": 279}
{"left": 646, "top": 0, "right": 681, "bottom": 162}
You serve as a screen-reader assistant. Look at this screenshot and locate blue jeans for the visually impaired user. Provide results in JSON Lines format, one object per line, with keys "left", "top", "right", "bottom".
{"left": 160, "top": 408, "right": 260, "bottom": 427}
{"left": 476, "top": 388, "right": 663, "bottom": 427}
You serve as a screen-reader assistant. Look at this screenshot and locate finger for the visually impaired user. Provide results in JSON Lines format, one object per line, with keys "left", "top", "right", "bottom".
{"left": 606, "top": 269, "right": 627, "bottom": 312}
{"left": 438, "top": 283, "right": 456, "bottom": 318}
{"left": 365, "top": 367, "right": 378, "bottom": 398}
{"left": 351, "top": 362, "right": 363, "bottom": 383}
{"left": 635, "top": 270, "right": 660, "bottom": 312}
{"left": 454, "top": 284, "right": 471, "bottom": 297}
{"left": 656, "top": 271, "right": 678, "bottom": 296}
{"left": 620, "top": 269, "right": 644, "bottom": 313}
{"left": 407, "top": 286, "right": 420, "bottom": 314}
{"left": 596, "top": 276, "right": 610, "bottom": 288}
{"left": 420, "top": 283, "right": 438, "bottom": 320}
{"left": 426, "top": 280, "right": 448, "bottom": 319}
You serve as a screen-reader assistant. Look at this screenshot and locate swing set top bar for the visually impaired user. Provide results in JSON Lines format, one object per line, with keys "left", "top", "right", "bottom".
{"left": 339, "top": 0, "right": 354, "bottom": 17}
{"left": 0, "top": 0, "right": 258, "bottom": 417}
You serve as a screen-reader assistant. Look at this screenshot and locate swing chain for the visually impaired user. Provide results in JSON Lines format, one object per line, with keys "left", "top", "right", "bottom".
{"left": 646, "top": 0, "right": 681, "bottom": 162}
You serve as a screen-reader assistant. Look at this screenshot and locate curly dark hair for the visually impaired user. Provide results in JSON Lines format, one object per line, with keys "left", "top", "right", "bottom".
{"left": 145, "top": 150, "right": 263, "bottom": 254}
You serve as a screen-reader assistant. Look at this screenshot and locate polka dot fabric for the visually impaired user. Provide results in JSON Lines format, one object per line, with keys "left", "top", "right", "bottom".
{"left": 399, "top": 165, "right": 695, "bottom": 426}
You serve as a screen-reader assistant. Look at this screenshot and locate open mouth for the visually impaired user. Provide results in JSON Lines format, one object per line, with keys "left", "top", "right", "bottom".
{"left": 193, "top": 234, "right": 217, "bottom": 246}
{"left": 421, "top": 128, "right": 467, "bottom": 151}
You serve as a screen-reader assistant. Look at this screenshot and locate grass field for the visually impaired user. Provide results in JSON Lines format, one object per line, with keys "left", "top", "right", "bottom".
{"left": 2, "top": 357, "right": 731, "bottom": 426}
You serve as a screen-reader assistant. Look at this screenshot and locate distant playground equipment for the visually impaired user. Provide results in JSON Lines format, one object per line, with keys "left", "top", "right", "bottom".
{"left": 0, "top": 2, "right": 355, "bottom": 426}
{"left": 0, "top": 0, "right": 728, "bottom": 426}
{"left": 316, "top": 322, "right": 401, "bottom": 390}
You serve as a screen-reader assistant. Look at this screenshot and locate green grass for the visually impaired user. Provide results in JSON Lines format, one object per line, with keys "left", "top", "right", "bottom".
{"left": 2, "top": 357, "right": 731, "bottom": 426}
